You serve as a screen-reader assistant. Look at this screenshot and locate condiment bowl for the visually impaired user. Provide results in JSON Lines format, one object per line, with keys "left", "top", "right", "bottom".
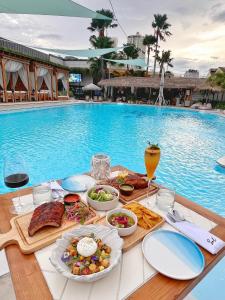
{"left": 106, "top": 208, "right": 138, "bottom": 237}
{"left": 64, "top": 193, "right": 81, "bottom": 206}
{"left": 87, "top": 185, "right": 119, "bottom": 211}
{"left": 119, "top": 184, "right": 134, "bottom": 196}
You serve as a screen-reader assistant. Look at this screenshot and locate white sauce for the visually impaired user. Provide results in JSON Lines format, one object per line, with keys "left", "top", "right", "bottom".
{"left": 77, "top": 237, "right": 97, "bottom": 257}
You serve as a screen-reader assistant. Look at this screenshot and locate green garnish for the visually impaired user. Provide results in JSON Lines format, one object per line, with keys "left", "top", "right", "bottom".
{"left": 148, "top": 141, "right": 160, "bottom": 150}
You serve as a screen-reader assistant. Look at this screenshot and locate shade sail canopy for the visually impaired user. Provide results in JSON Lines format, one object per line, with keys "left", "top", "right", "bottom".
{"left": 104, "top": 58, "right": 148, "bottom": 68}
{"left": 37, "top": 47, "right": 124, "bottom": 58}
{"left": 82, "top": 83, "right": 101, "bottom": 91}
{"left": 0, "top": 0, "right": 111, "bottom": 19}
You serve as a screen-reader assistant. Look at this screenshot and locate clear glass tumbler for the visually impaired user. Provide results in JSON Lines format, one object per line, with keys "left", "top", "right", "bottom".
{"left": 33, "top": 185, "right": 52, "bottom": 206}
{"left": 91, "top": 154, "right": 111, "bottom": 180}
{"left": 156, "top": 188, "right": 175, "bottom": 212}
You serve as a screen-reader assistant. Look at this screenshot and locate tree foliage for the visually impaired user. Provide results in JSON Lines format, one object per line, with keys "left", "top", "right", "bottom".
{"left": 152, "top": 14, "right": 172, "bottom": 75}
{"left": 156, "top": 50, "right": 173, "bottom": 75}
{"left": 87, "top": 9, "right": 117, "bottom": 37}
{"left": 208, "top": 72, "right": 225, "bottom": 89}
{"left": 143, "top": 35, "right": 157, "bottom": 74}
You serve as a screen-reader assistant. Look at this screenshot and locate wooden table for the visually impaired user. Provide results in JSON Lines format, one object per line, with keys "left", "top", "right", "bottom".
{"left": 0, "top": 166, "right": 225, "bottom": 300}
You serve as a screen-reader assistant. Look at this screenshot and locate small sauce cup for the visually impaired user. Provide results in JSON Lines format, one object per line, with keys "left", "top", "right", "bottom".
{"left": 119, "top": 184, "right": 134, "bottom": 196}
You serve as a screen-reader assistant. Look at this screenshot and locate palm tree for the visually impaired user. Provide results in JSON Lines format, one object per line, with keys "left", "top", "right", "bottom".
{"left": 89, "top": 35, "right": 114, "bottom": 81}
{"left": 89, "top": 35, "right": 114, "bottom": 49}
{"left": 89, "top": 58, "right": 102, "bottom": 84}
{"left": 143, "top": 35, "right": 157, "bottom": 75}
{"left": 123, "top": 43, "right": 139, "bottom": 70}
{"left": 156, "top": 50, "right": 173, "bottom": 75}
{"left": 88, "top": 9, "right": 117, "bottom": 37}
{"left": 152, "top": 14, "right": 172, "bottom": 75}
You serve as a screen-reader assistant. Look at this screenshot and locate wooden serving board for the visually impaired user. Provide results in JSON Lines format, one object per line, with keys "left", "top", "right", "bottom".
{"left": 0, "top": 207, "right": 98, "bottom": 254}
{"left": 96, "top": 205, "right": 164, "bottom": 252}
{"left": 100, "top": 179, "right": 158, "bottom": 204}
{"left": 99, "top": 167, "right": 159, "bottom": 204}
{"left": 119, "top": 183, "right": 158, "bottom": 204}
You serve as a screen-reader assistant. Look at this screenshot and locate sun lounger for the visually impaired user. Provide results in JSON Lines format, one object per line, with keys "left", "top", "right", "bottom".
{"left": 6, "top": 91, "right": 14, "bottom": 102}
{"left": 199, "top": 103, "right": 212, "bottom": 110}
{"left": 191, "top": 102, "right": 202, "bottom": 109}
{"left": 184, "top": 100, "right": 191, "bottom": 107}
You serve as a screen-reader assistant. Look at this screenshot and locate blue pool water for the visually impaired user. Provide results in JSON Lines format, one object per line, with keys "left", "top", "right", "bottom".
{"left": 1, "top": 104, "right": 225, "bottom": 216}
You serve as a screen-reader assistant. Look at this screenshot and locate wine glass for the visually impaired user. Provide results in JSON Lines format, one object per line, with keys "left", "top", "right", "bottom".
{"left": 4, "top": 156, "right": 30, "bottom": 214}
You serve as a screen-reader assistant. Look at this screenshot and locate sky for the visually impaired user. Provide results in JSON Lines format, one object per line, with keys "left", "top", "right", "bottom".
{"left": 0, "top": 0, "right": 225, "bottom": 76}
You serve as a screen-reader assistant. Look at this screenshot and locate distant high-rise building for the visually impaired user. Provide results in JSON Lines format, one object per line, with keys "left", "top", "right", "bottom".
{"left": 184, "top": 69, "right": 199, "bottom": 78}
{"left": 127, "top": 32, "right": 145, "bottom": 59}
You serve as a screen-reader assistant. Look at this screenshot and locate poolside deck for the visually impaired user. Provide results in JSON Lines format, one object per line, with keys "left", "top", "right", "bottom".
{"left": 0, "top": 99, "right": 85, "bottom": 112}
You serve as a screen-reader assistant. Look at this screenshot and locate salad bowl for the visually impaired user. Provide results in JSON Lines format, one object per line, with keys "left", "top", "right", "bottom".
{"left": 87, "top": 185, "right": 119, "bottom": 211}
{"left": 50, "top": 224, "right": 123, "bottom": 282}
{"left": 106, "top": 208, "right": 138, "bottom": 237}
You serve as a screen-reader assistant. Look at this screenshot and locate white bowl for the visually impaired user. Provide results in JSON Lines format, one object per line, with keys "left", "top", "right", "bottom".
{"left": 50, "top": 225, "right": 123, "bottom": 282}
{"left": 106, "top": 208, "right": 138, "bottom": 237}
{"left": 87, "top": 185, "right": 119, "bottom": 211}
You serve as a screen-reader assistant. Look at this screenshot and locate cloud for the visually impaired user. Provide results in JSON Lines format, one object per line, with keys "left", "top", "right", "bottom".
{"left": 211, "top": 2, "right": 223, "bottom": 10}
{"left": 37, "top": 34, "right": 62, "bottom": 40}
{"left": 0, "top": 0, "right": 224, "bottom": 75}
{"left": 211, "top": 10, "right": 225, "bottom": 22}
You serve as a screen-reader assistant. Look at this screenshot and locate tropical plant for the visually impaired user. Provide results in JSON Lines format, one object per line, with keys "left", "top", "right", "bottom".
{"left": 89, "top": 35, "right": 114, "bottom": 49}
{"left": 87, "top": 9, "right": 117, "bottom": 37}
{"left": 122, "top": 43, "right": 139, "bottom": 70}
{"left": 89, "top": 58, "right": 102, "bottom": 84}
{"left": 156, "top": 50, "right": 173, "bottom": 75}
{"left": 143, "top": 35, "right": 157, "bottom": 75}
{"left": 208, "top": 72, "right": 225, "bottom": 89}
{"left": 88, "top": 9, "right": 118, "bottom": 82}
{"left": 89, "top": 35, "right": 115, "bottom": 82}
{"left": 152, "top": 14, "right": 172, "bottom": 75}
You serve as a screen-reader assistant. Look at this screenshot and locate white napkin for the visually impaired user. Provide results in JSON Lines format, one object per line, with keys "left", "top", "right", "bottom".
{"left": 166, "top": 217, "right": 225, "bottom": 255}
{"left": 44, "top": 181, "right": 66, "bottom": 199}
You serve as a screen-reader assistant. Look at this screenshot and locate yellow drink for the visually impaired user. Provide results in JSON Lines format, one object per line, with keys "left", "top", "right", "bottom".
{"left": 144, "top": 147, "right": 160, "bottom": 180}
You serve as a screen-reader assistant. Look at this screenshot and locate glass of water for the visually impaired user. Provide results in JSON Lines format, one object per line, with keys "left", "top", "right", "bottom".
{"left": 33, "top": 185, "right": 52, "bottom": 206}
{"left": 156, "top": 188, "right": 175, "bottom": 212}
{"left": 91, "top": 154, "right": 111, "bottom": 180}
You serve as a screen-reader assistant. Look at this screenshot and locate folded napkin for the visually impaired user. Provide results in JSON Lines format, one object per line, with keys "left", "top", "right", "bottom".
{"left": 43, "top": 181, "right": 66, "bottom": 199}
{"left": 166, "top": 217, "right": 225, "bottom": 255}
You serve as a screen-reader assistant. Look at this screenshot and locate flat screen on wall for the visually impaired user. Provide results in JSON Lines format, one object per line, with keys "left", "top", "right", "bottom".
{"left": 69, "top": 74, "right": 82, "bottom": 83}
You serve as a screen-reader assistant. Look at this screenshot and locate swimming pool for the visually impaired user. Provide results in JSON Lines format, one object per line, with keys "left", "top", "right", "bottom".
{"left": 1, "top": 103, "right": 225, "bottom": 216}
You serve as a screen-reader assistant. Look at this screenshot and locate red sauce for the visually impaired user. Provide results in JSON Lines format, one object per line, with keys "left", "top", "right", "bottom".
{"left": 64, "top": 194, "right": 80, "bottom": 205}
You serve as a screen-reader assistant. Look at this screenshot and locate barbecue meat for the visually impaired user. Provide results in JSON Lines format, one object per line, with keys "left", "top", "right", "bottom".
{"left": 104, "top": 174, "right": 148, "bottom": 190}
{"left": 28, "top": 202, "right": 65, "bottom": 236}
{"left": 124, "top": 175, "right": 148, "bottom": 189}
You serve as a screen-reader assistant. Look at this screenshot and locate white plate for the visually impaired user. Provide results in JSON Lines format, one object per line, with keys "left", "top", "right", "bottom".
{"left": 61, "top": 175, "right": 96, "bottom": 192}
{"left": 142, "top": 230, "right": 205, "bottom": 280}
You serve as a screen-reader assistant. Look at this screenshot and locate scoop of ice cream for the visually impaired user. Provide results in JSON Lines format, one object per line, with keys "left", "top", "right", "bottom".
{"left": 77, "top": 237, "right": 97, "bottom": 257}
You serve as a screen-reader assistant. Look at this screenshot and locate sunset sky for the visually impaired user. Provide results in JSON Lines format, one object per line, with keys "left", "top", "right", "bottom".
{"left": 0, "top": 0, "right": 224, "bottom": 75}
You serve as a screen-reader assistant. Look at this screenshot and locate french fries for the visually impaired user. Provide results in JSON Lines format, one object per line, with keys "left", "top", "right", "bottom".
{"left": 124, "top": 202, "right": 162, "bottom": 230}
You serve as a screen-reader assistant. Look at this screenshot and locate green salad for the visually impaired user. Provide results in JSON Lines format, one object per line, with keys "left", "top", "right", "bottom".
{"left": 88, "top": 187, "right": 117, "bottom": 202}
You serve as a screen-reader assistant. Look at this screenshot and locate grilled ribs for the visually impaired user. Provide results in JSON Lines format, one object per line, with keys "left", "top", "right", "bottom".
{"left": 28, "top": 202, "right": 65, "bottom": 236}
